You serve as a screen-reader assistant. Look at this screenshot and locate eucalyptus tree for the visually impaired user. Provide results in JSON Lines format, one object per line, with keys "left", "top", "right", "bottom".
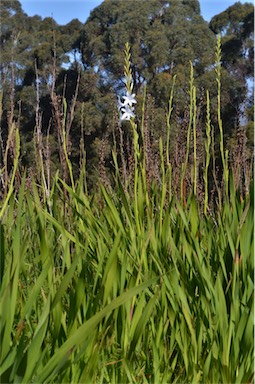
{"left": 78, "top": 0, "right": 215, "bottom": 94}
{"left": 209, "top": 1, "right": 254, "bottom": 77}
{"left": 74, "top": 0, "right": 253, "bottom": 169}
{"left": 0, "top": 0, "right": 30, "bottom": 155}
{"left": 209, "top": 1, "right": 254, "bottom": 138}
{"left": 73, "top": 0, "right": 217, "bottom": 168}
{"left": 0, "top": 0, "right": 84, "bottom": 170}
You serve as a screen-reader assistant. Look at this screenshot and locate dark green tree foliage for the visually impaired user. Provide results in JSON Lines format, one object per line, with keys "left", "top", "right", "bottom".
{"left": 0, "top": 1, "right": 83, "bottom": 170}
{"left": 59, "top": 18, "right": 83, "bottom": 62}
{"left": 0, "top": 0, "right": 25, "bottom": 78}
{"left": 209, "top": 2, "right": 254, "bottom": 136}
{"left": 0, "top": 0, "right": 253, "bottom": 185}
{"left": 209, "top": 1, "right": 253, "bottom": 75}
{"left": 75, "top": 0, "right": 217, "bottom": 158}
{"left": 0, "top": 0, "right": 30, "bottom": 146}
{"left": 79, "top": 0, "right": 215, "bottom": 92}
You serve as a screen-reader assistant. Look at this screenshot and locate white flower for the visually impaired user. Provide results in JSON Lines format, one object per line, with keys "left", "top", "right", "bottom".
{"left": 117, "top": 90, "right": 136, "bottom": 122}
{"left": 120, "top": 105, "right": 135, "bottom": 121}
{"left": 122, "top": 91, "right": 137, "bottom": 107}
{"left": 117, "top": 95, "right": 125, "bottom": 111}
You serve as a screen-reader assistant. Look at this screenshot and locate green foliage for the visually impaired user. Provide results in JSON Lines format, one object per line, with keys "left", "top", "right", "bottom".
{"left": 209, "top": 1, "right": 254, "bottom": 137}
{"left": 0, "top": 0, "right": 253, "bottom": 183}
{"left": 0, "top": 39, "right": 254, "bottom": 382}
{"left": 79, "top": 0, "right": 215, "bottom": 93}
{"left": 0, "top": 152, "right": 253, "bottom": 383}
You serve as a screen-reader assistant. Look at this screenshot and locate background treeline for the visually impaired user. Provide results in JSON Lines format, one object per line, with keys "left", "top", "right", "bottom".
{"left": 0, "top": 0, "right": 254, "bottom": 190}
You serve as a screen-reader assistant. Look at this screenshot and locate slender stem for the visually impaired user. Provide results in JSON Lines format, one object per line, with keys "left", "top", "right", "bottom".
{"left": 166, "top": 75, "right": 176, "bottom": 167}
{"left": 215, "top": 34, "right": 229, "bottom": 200}
{"left": 193, "top": 85, "right": 197, "bottom": 196}
{"left": 204, "top": 90, "right": 211, "bottom": 215}
{"left": 181, "top": 62, "right": 193, "bottom": 200}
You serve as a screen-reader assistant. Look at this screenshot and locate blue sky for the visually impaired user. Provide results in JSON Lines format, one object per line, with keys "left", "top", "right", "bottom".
{"left": 19, "top": 0, "right": 250, "bottom": 25}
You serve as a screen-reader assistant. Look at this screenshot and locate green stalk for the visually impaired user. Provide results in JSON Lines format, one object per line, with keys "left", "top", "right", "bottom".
{"left": 141, "top": 83, "right": 146, "bottom": 150}
{"left": 215, "top": 34, "right": 229, "bottom": 199}
{"left": 211, "top": 124, "right": 222, "bottom": 211}
{"left": 132, "top": 120, "right": 141, "bottom": 235}
{"left": 79, "top": 102, "right": 87, "bottom": 196}
{"left": 203, "top": 90, "right": 211, "bottom": 215}
{"left": 62, "top": 98, "right": 75, "bottom": 192}
{"left": 124, "top": 43, "right": 133, "bottom": 94}
{"left": 193, "top": 85, "right": 197, "bottom": 196}
{"left": 166, "top": 75, "right": 176, "bottom": 201}
{"left": 123, "top": 43, "right": 142, "bottom": 233}
{"left": 0, "top": 125, "right": 20, "bottom": 220}
{"left": 140, "top": 84, "right": 150, "bottom": 211}
{"left": 166, "top": 75, "right": 176, "bottom": 167}
{"left": 159, "top": 138, "right": 166, "bottom": 236}
{"left": 181, "top": 62, "right": 193, "bottom": 201}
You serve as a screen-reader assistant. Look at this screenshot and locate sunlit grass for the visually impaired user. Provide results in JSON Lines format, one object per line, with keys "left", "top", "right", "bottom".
{"left": 0, "top": 39, "right": 253, "bottom": 383}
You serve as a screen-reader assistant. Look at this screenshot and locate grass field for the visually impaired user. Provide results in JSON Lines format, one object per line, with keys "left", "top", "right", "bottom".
{"left": 0, "top": 41, "right": 254, "bottom": 383}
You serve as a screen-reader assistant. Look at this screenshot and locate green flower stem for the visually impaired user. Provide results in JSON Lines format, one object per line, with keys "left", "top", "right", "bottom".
{"left": 203, "top": 90, "right": 211, "bottom": 215}
{"left": 216, "top": 35, "right": 229, "bottom": 199}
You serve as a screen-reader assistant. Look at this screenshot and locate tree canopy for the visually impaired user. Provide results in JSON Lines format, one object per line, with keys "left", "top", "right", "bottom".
{"left": 209, "top": 1, "right": 254, "bottom": 136}
{"left": 0, "top": 0, "right": 253, "bottom": 185}
{"left": 78, "top": 1, "right": 215, "bottom": 90}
